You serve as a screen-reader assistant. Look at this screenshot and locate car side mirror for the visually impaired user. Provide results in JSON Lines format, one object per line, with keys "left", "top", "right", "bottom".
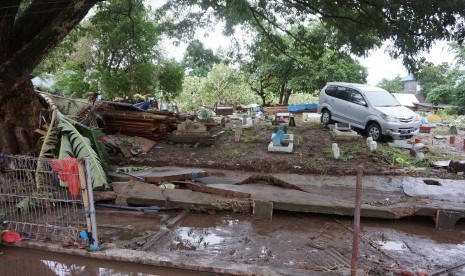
{"left": 359, "top": 100, "right": 367, "bottom": 106}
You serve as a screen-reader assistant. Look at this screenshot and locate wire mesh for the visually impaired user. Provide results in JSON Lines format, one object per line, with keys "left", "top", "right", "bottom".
{"left": 0, "top": 154, "right": 87, "bottom": 243}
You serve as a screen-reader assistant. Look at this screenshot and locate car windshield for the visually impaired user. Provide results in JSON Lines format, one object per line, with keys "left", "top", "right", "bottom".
{"left": 363, "top": 91, "right": 401, "bottom": 107}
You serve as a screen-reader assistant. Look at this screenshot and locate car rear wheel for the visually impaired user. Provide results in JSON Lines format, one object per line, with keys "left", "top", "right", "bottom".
{"left": 367, "top": 122, "right": 382, "bottom": 141}
{"left": 321, "top": 110, "right": 332, "bottom": 125}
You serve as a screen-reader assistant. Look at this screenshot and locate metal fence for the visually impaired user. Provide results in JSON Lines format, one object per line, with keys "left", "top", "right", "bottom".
{"left": 0, "top": 154, "right": 97, "bottom": 245}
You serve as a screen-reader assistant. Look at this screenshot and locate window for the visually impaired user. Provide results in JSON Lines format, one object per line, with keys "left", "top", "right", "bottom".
{"left": 335, "top": 86, "right": 350, "bottom": 101}
{"left": 349, "top": 89, "right": 366, "bottom": 105}
{"left": 325, "top": 85, "right": 337, "bottom": 97}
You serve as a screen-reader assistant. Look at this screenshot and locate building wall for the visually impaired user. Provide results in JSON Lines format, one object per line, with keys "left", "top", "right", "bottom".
{"left": 403, "top": 81, "right": 418, "bottom": 94}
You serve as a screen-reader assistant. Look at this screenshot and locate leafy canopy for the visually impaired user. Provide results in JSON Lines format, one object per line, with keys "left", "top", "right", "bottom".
{"left": 157, "top": 0, "right": 465, "bottom": 72}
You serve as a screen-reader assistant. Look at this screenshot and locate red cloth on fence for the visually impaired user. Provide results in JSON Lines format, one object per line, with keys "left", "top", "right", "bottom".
{"left": 2, "top": 230, "right": 25, "bottom": 243}
{"left": 49, "top": 157, "right": 80, "bottom": 197}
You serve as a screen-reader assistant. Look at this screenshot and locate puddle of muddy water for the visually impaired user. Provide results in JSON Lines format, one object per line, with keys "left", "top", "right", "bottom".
{"left": 169, "top": 227, "right": 224, "bottom": 251}
{"left": 0, "top": 247, "right": 214, "bottom": 276}
{"left": 150, "top": 211, "right": 465, "bottom": 273}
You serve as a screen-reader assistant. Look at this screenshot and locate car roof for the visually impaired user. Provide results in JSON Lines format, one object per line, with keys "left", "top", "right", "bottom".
{"left": 326, "top": 82, "right": 387, "bottom": 93}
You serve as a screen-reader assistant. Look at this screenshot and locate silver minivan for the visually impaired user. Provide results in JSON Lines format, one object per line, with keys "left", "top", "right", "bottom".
{"left": 317, "top": 82, "right": 420, "bottom": 141}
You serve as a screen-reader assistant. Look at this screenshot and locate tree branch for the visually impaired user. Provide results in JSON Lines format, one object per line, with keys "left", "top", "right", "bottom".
{"left": 0, "top": 0, "right": 100, "bottom": 90}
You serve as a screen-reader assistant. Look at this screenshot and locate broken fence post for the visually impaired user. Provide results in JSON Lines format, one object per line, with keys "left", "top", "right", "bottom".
{"left": 351, "top": 165, "right": 364, "bottom": 276}
{"left": 85, "top": 157, "right": 100, "bottom": 250}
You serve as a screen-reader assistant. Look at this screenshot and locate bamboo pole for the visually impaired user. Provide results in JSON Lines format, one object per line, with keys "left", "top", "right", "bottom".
{"left": 85, "top": 157, "right": 99, "bottom": 250}
{"left": 78, "top": 159, "right": 92, "bottom": 233}
{"left": 351, "top": 165, "right": 364, "bottom": 276}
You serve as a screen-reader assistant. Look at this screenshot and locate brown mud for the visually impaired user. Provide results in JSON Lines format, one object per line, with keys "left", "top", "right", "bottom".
{"left": 114, "top": 122, "right": 465, "bottom": 180}
{"left": 94, "top": 209, "right": 465, "bottom": 274}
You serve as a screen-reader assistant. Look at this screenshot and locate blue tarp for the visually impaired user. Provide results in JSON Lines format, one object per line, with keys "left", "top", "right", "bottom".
{"left": 287, "top": 103, "right": 318, "bottom": 112}
{"left": 134, "top": 101, "right": 151, "bottom": 110}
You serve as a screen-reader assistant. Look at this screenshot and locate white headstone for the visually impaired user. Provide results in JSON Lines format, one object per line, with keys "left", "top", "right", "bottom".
{"left": 369, "top": 141, "right": 377, "bottom": 152}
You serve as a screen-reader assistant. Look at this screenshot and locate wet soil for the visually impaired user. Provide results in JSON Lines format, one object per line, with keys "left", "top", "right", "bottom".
{"left": 114, "top": 119, "right": 465, "bottom": 180}
{"left": 96, "top": 209, "right": 465, "bottom": 275}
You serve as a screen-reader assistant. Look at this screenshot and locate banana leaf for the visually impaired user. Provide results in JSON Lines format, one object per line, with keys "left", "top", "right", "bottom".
{"left": 36, "top": 110, "right": 58, "bottom": 188}
{"left": 57, "top": 112, "right": 108, "bottom": 190}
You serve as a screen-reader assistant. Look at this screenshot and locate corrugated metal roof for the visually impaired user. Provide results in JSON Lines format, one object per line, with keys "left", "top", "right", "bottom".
{"left": 393, "top": 93, "right": 419, "bottom": 107}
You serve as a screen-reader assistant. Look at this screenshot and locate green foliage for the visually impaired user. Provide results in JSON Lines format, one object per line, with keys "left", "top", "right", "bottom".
{"left": 57, "top": 112, "right": 108, "bottom": 190}
{"left": 415, "top": 62, "right": 450, "bottom": 96}
{"left": 241, "top": 132, "right": 266, "bottom": 143}
{"left": 182, "top": 40, "right": 221, "bottom": 77}
{"left": 243, "top": 25, "right": 367, "bottom": 105}
{"left": 427, "top": 84, "right": 455, "bottom": 105}
{"left": 377, "top": 76, "right": 404, "bottom": 93}
{"left": 287, "top": 93, "right": 318, "bottom": 104}
{"left": 156, "top": 1, "right": 465, "bottom": 71}
{"left": 228, "top": 149, "right": 241, "bottom": 159}
{"left": 158, "top": 60, "right": 185, "bottom": 100}
{"left": 41, "top": 0, "right": 160, "bottom": 99}
{"left": 55, "top": 63, "right": 96, "bottom": 98}
{"left": 175, "top": 63, "right": 260, "bottom": 112}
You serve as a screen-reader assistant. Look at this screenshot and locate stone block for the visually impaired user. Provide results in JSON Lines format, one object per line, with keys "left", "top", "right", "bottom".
{"left": 253, "top": 200, "right": 273, "bottom": 220}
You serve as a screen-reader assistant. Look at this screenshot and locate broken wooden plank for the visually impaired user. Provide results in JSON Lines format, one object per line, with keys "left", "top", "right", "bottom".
{"left": 96, "top": 209, "right": 160, "bottom": 219}
{"left": 112, "top": 180, "right": 252, "bottom": 213}
{"left": 93, "top": 191, "right": 117, "bottom": 202}
{"left": 141, "top": 210, "right": 189, "bottom": 250}
{"left": 172, "top": 181, "right": 251, "bottom": 198}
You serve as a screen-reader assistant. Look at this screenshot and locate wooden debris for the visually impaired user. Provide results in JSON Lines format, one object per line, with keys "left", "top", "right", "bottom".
{"left": 112, "top": 180, "right": 252, "bottom": 213}
{"left": 93, "top": 191, "right": 117, "bottom": 202}
{"left": 97, "top": 209, "right": 160, "bottom": 219}
{"left": 97, "top": 110, "right": 177, "bottom": 141}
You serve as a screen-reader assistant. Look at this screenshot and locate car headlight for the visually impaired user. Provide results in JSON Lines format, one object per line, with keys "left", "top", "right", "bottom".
{"left": 381, "top": 113, "right": 399, "bottom": 122}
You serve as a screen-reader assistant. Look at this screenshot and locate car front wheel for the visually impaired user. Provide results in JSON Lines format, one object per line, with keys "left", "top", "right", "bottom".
{"left": 367, "top": 122, "right": 382, "bottom": 141}
{"left": 321, "top": 110, "right": 332, "bottom": 125}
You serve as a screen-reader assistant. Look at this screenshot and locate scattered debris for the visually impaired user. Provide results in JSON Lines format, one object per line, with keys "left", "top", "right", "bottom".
{"left": 388, "top": 140, "right": 413, "bottom": 149}
{"left": 98, "top": 110, "right": 176, "bottom": 140}
{"left": 100, "top": 135, "right": 157, "bottom": 157}
{"left": 236, "top": 174, "right": 308, "bottom": 192}
{"left": 112, "top": 180, "right": 252, "bottom": 213}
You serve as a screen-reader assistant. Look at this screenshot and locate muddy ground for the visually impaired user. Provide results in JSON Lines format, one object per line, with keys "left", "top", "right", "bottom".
{"left": 96, "top": 209, "right": 465, "bottom": 275}
{"left": 115, "top": 117, "right": 465, "bottom": 179}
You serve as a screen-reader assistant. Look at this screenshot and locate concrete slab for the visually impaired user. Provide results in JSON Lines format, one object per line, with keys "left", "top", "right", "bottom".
{"left": 402, "top": 177, "right": 465, "bottom": 203}
{"left": 196, "top": 168, "right": 465, "bottom": 225}
{"left": 267, "top": 141, "right": 293, "bottom": 153}
{"left": 330, "top": 129, "right": 362, "bottom": 141}
{"left": 121, "top": 167, "right": 465, "bottom": 226}
{"left": 128, "top": 167, "right": 208, "bottom": 183}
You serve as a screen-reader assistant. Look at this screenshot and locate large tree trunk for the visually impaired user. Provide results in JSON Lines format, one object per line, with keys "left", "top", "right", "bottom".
{"left": 283, "top": 88, "right": 292, "bottom": 105}
{"left": 0, "top": 81, "right": 43, "bottom": 154}
{"left": 0, "top": 0, "right": 99, "bottom": 154}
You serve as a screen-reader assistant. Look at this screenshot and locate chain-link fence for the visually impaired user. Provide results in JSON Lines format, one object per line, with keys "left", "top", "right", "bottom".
{"left": 0, "top": 154, "right": 96, "bottom": 244}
